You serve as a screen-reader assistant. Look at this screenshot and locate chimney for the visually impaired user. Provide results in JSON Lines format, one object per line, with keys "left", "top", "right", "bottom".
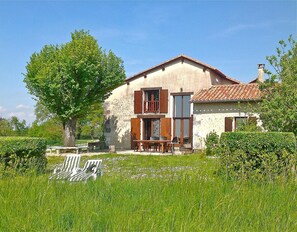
{"left": 257, "top": 64, "right": 265, "bottom": 82}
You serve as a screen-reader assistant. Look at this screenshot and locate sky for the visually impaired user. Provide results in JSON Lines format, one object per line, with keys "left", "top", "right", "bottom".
{"left": 0, "top": 0, "right": 296, "bottom": 125}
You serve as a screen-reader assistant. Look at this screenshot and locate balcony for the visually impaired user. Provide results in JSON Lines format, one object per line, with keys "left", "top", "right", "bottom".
{"left": 144, "top": 100, "right": 159, "bottom": 113}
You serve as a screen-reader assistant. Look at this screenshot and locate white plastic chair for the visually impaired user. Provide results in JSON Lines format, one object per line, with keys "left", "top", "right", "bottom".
{"left": 49, "top": 154, "right": 81, "bottom": 180}
{"left": 68, "top": 159, "right": 103, "bottom": 182}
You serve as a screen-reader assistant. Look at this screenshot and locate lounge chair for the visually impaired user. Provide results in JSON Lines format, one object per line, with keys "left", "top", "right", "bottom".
{"left": 68, "top": 159, "right": 103, "bottom": 182}
{"left": 49, "top": 154, "right": 81, "bottom": 180}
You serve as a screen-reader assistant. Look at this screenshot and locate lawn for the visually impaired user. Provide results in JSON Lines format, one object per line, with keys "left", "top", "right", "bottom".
{"left": 0, "top": 154, "right": 296, "bottom": 231}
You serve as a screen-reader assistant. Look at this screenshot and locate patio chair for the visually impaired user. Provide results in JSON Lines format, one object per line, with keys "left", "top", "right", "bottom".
{"left": 68, "top": 159, "right": 103, "bottom": 182}
{"left": 168, "top": 137, "right": 180, "bottom": 154}
{"left": 149, "top": 136, "right": 159, "bottom": 151}
{"left": 49, "top": 154, "right": 81, "bottom": 180}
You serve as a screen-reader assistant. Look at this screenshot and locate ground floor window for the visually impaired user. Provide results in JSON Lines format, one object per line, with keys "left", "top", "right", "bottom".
{"left": 225, "top": 116, "right": 257, "bottom": 132}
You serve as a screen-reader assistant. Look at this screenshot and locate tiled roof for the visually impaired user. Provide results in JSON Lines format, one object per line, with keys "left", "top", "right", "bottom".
{"left": 191, "top": 83, "right": 261, "bottom": 103}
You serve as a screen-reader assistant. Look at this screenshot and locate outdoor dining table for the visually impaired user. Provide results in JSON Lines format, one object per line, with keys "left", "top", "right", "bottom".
{"left": 133, "top": 140, "right": 171, "bottom": 153}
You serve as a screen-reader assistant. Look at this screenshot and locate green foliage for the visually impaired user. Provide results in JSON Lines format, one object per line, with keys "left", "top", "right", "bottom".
{"left": 219, "top": 132, "right": 297, "bottom": 180}
{"left": 235, "top": 116, "right": 262, "bottom": 132}
{"left": 28, "top": 119, "right": 63, "bottom": 145}
{"left": 0, "top": 137, "right": 47, "bottom": 176}
{"left": 24, "top": 30, "right": 125, "bottom": 146}
{"left": 76, "top": 102, "right": 104, "bottom": 140}
{"left": 0, "top": 118, "right": 13, "bottom": 136}
{"left": 0, "top": 117, "right": 28, "bottom": 136}
{"left": 204, "top": 131, "right": 219, "bottom": 156}
{"left": 260, "top": 35, "right": 297, "bottom": 135}
{"left": 9, "top": 116, "right": 28, "bottom": 136}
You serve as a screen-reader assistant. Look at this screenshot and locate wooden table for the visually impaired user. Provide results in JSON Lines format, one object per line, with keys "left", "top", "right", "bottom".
{"left": 133, "top": 140, "right": 171, "bottom": 153}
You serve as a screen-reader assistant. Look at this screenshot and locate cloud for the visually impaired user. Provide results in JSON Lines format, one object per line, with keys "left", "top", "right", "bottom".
{"left": 0, "top": 106, "right": 7, "bottom": 113}
{"left": 7, "top": 111, "right": 35, "bottom": 125}
{"left": 16, "top": 104, "right": 33, "bottom": 110}
{"left": 0, "top": 104, "right": 35, "bottom": 125}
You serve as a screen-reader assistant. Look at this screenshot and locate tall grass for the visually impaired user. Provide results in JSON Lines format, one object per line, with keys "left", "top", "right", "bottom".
{"left": 0, "top": 154, "right": 296, "bottom": 231}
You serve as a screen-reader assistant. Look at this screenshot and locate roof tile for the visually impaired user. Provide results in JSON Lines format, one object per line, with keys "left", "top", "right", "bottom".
{"left": 191, "top": 83, "right": 261, "bottom": 103}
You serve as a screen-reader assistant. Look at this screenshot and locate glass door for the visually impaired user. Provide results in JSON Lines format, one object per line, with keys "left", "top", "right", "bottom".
{"left": 173, "top": 95, "right": 191, "bottom": 145}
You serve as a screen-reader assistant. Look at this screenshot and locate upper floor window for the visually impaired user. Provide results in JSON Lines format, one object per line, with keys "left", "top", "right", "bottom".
{"left": 144, "top": 90, "right": 159, "bottom": 113}
{"left": 174, "top": 95, "right": 190, "bottom": 118}
{"left": 134, "top": 89, "right": 168, "bottom": 114}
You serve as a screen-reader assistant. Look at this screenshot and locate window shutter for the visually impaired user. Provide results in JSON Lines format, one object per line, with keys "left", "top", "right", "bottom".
{"left": 225, "top": 117, "right": 233, "bottom": 132}
{"left": 160, "top": 118, "right": 171, "bottom": 140}
{"left": 160, "top": 89, "right": 168, "bottom": 113}
{"left": 134, "top": 91, "right": 142, "bottom": 114}
{"left": 131, "top": 118, "right": 141, "bottom": 149}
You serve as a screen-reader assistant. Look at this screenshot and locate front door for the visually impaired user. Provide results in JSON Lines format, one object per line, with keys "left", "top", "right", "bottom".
{"left": 143, "top": 118, "right": 160, "bottom": 140}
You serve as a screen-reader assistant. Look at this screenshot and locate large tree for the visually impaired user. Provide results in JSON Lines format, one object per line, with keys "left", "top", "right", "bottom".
{"left": 260, "top": 35, "right": 297, "bottom": 135}
{"left": 24, "top": 30, "right": 125, "bottom": 146}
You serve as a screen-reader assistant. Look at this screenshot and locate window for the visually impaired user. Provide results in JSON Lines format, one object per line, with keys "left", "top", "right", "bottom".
{"left": 134, "top": 89, "right": 168, "bottom": 114}
{"left": 144, "top": 90, "right": 160, "bottom": 113}
{"left": 104, "top": 119, "right": 111, "bottom": 133}
{"left": 173, "top": 95, "right": 191, "bottom": 144}
{"left": 174, "top": 95, "right": 190, "bottom": 117}
{"left": 235, "top": 117, "right": 248, "bottom": 130}
{"left": 225, "top": 117, "right": 257, "bottom": 132}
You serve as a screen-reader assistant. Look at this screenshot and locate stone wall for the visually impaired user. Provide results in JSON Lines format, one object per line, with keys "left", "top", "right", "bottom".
{"left": 192, "top": 102, "right": 261, "bottom": 149}
{"left": 104, "top": 58, "right": 236, "bottom": 150}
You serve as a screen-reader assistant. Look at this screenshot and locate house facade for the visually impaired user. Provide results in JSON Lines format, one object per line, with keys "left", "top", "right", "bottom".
{"left": 191, "top": 84, "right": 262, "bottom": 149}
{"left": 104, "top": 55, "right": 262, "bottom": 150}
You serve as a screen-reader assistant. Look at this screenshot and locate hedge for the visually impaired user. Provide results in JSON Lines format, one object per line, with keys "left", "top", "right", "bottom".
{"left": 219, "top": 132, "right": 297, "bottom": 180}
{"left": 0, "top": 137, "right": 47, "bottom": 176}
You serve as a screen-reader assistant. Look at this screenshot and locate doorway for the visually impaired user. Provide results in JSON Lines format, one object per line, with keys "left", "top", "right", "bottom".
{"left": 143, "top": 118, "right": 160, "bottom": 140}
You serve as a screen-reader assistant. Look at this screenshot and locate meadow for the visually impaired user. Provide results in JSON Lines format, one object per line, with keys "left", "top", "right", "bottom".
{"left": 0, "top": 153, "right": 296, "bottom": 231}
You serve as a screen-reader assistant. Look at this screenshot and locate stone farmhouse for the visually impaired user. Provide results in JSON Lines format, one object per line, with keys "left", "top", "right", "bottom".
{"left": 103, "top": 55, "right": 262, "bottom": 151}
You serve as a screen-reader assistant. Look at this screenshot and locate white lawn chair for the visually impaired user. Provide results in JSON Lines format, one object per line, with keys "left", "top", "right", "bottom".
{"left": 68, "top": 159, "right": 103, "bottom": 182}
{"left": 49, "top": 154, "right": 81, "bottom": 180}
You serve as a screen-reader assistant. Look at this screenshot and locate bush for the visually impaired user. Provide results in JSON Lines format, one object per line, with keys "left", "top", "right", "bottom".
{"left": 205, "top": 131, "right": 219, "bottom": 156}
{"left": 219, "top": 132, "right": 296, "bottom": 180}
{"left": 0, "top": 137, "right": 47, "bottom": 176}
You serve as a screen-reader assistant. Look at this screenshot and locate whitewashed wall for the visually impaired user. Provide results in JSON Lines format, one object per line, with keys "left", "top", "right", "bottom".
{"left": 192, "top": 102, "right": 261, "bottom": 150}
{"left": 104, "top": 59, "right": 234, "bottom": 150}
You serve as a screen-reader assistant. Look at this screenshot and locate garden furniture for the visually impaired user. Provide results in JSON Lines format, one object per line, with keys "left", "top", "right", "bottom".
{"left": 49, "top": 154, "right": 81, "bottom": 180}
{"left": 68, "top": 159, "right": 103, "bottom": 182}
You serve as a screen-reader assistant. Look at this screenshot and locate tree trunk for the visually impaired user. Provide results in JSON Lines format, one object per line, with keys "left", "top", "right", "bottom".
{"left": 63, "top": 118, "right": 77, "bottom": 147}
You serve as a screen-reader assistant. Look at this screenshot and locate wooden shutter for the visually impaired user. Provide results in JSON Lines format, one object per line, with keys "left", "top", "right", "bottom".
{"left": 160, "top": 118, "right": 171, "bottom": 139}
{"left": 225, "top": 117, "right": 233, "bottom": 132}
{"left": 159, "top": 89, "right": 168, "bottom": 113}
{"left": 131, "top": 118, "right": 141, "bottom": 149}
{"left": 134, "top": 91, "right": 142, "bottom": 114}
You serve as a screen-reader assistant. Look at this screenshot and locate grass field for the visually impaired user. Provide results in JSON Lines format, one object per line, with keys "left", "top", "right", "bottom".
{"left": 0, "top": 154, "right": 296, "bottom": 231}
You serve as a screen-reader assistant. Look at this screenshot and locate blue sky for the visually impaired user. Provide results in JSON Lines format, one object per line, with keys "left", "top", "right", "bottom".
{"left": 0, "top": 0, "right": 296, "bottom": 125}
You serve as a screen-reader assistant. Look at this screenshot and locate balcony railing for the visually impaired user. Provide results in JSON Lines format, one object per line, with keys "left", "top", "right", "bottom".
{"left": 144, "top": 100, "right": 159, "bottom": 113}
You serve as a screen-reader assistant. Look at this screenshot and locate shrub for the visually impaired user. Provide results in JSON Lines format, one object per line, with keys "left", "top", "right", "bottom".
{"left": 219, "top": 132, "right": 296, "bottom": 180}
{"left": 205, "top": 131, "right": 220, "bottom": 156}
{"left": 0, "top": 137, "right": 47, "bottom": 176}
